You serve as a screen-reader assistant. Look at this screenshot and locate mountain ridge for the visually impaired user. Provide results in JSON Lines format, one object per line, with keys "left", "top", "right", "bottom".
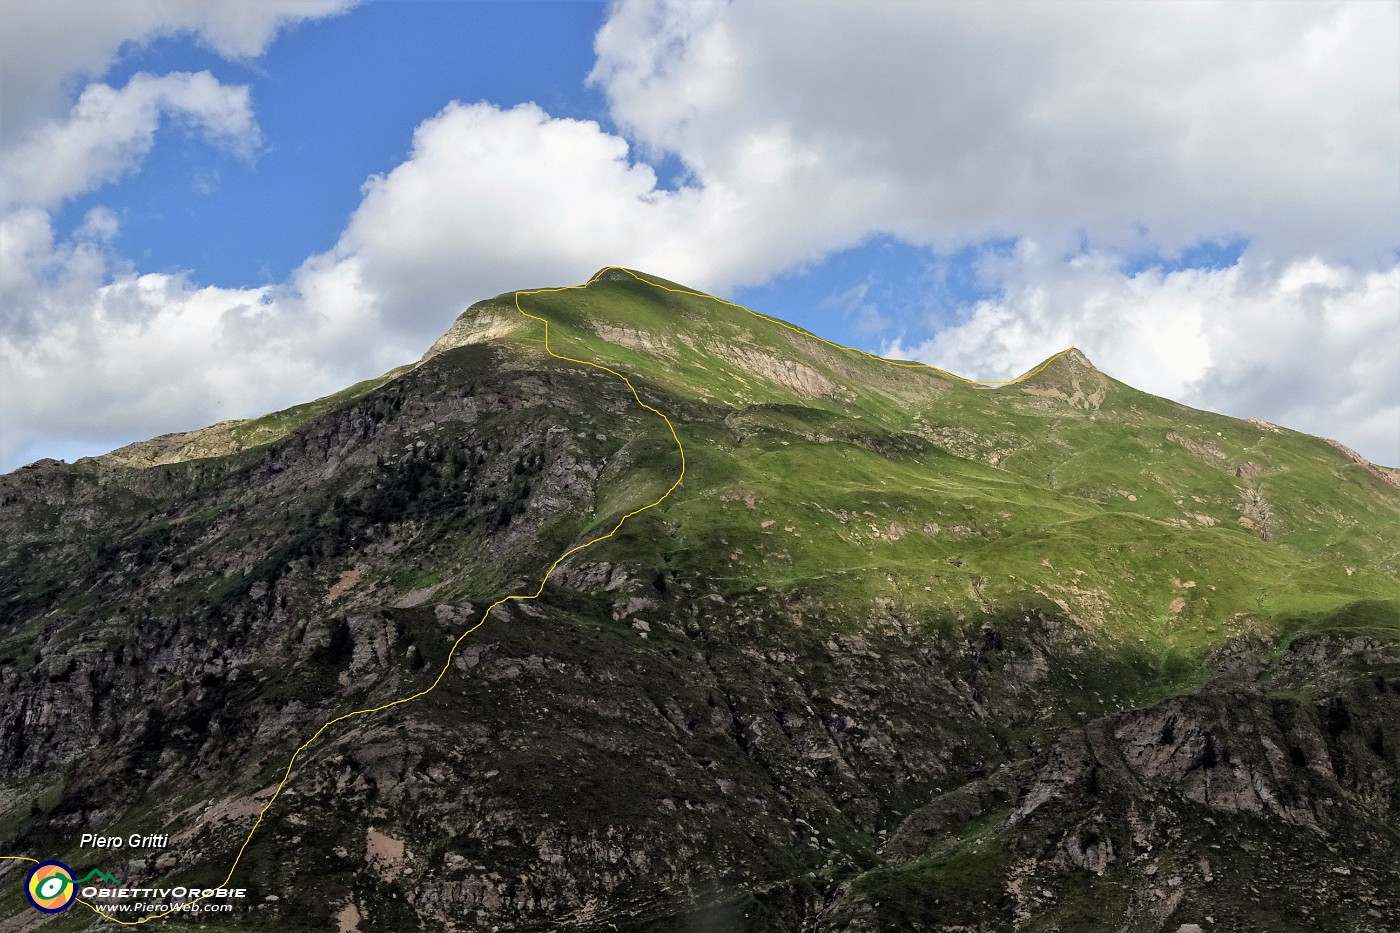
{"left": 47, "top": 267, "right": 1390, "bottom": 477}
{"left": 2, "top": 267, "right": 1397, "bottom": 930}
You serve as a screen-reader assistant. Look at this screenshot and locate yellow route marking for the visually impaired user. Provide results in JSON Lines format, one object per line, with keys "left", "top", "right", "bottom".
{"left": 4, "top": 266, "right": 1067, "bottom": 924}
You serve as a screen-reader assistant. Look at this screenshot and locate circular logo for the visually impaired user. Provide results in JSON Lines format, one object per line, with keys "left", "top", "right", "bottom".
{"left": 25, "top": 861, "right": 76, "bottom": 913}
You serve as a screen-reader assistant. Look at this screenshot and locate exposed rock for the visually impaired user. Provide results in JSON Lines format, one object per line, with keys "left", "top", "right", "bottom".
{"left": 366, "top": 827, "right": 407, "bottom": 881}
{"left": 422, "top": 300, "right": 521, "bottom": 360}
{"left": 1326, "top": 437, "right": 1400, "bottom": 489}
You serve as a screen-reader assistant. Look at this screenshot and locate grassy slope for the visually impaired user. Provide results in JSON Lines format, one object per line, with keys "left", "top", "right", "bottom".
{"left": 472, "top": 270, "right": 1398, "bottom": 661}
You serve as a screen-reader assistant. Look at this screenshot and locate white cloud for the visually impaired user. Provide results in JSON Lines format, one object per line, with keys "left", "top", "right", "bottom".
{"left": 329, "top": 96, "right": 893, "bottom": 311}
{"left": 331, "top": 102, "right": 690, "bottom": 330}
{"left": 885, "top": 247, "right": 1400, "bottom": 465}
{"left": 314, "top": 98, "right": 903, "bottom": 339}
{"left": 1, "top": 71, "right": 258, "bottom": 210}
{"left": 0, "top": 68, "right": 261, "bottom": 347}
{"left": 76, "top": 205, "right": 120, "bottom": 241}
{"left": 592, "top": 0, "right": 1400, "bottom": 265}
{"left": 2, "top": 0, "right": 1397, "bottom": 471}
{"left": 0, "top": 0, "right": 355, "bottom": 140}
{"left": 0, "top": 1, "right": 358, "bottom": 469}
{"left": 0, "top": 253, "right": 403, "bottom": 471}
{"left": 0, "top": 208, "right": 110, "bottom": 337}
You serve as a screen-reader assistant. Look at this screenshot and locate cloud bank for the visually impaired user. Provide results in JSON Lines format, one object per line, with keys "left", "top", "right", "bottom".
{"left": 2, "top": 0, "right": 1397, "bottom": 470}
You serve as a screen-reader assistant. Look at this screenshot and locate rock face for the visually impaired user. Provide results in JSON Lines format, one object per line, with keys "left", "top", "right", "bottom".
{"left": 707, "top": 341, "right": 839, "bottom": 398}
{"left": 820, "top": 639, "right": 1400, "bottom": 932}
{"left": 1326, "top": 437, "right": 1400, "bottom": 489}
{"left": 1, "top": 271, "right": 1398, "bottom": 931}
{"left": 422, "top": 298, "right": 522, "bottom": 361}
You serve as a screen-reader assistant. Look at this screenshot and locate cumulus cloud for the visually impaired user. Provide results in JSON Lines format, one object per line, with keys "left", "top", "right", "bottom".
{"left": 0, "top": 0, "right": 355, "bottom": 139}
{"left": 592, "top": 0, "right": 1400, "bottom": 265}
{"left": 331, "top": 102, "right": 696, "bottom": 329}
{"left": 0, "top": 67, "right": 262, "bottom": 345}
{"left": 1, "top": 71, "right": 258, "bottom": 210}
{"left": 884, "top": 247, "right": 1400, "bottom": 464}
{"left": 2, "top": 0, "right": 1397, "bottom": 469}
{"left": 0, "top": 247, "right": 403, "bottom": 470}
{"left": 0, "top": 1, "right": 359, "bottom": 469}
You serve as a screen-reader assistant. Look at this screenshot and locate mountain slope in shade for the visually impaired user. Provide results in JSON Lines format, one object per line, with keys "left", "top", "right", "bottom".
{"left": 1, "top": 268, "right": 1397, "bottom": 931}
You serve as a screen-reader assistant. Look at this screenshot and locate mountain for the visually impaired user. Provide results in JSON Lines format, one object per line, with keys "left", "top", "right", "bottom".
{"left": 2, "top": 267, "right": 1397, "bottom": 932}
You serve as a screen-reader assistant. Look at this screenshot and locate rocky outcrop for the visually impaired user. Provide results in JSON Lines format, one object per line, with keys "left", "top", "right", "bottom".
{"left": 1326, "top": 437, "right": 1400, "bottom": 489}
{"left": 422, "top": 299, "right": 523, "bottom": 361}
{"left": 1011, "top": 679, "right": 1400, "bottom": 831}
{"left": 820, "top": 636, "right": 1400, "bottom": 932}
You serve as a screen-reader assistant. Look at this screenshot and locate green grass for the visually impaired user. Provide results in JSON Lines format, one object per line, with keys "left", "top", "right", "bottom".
{"left": 485, "top": 272, "right": 1399, "bottom": 643}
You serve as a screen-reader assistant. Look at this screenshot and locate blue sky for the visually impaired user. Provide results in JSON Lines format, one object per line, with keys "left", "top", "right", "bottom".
{"left": 2, "top": 0, "right": 1396, "bottom": 470}
{"left": 53, "top": 2, "right": 613, "bottom": 288}
{"left": 47, "top": 1, "right": 1017, "bottom": 351}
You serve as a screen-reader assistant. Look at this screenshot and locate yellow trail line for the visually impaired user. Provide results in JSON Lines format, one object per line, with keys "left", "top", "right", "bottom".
{"left": 3, "top": 265, "right": 1066, "bottom": 924}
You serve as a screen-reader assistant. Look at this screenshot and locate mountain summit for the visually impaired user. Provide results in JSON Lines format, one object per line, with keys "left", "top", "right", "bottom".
{"left": 2, "top": 269, "right": 1398, "bottom": 930}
